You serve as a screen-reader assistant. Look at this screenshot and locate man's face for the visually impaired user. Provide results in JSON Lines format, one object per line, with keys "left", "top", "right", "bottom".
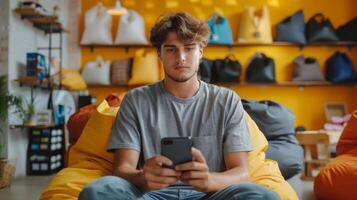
{"left": 158, "top": 32, "right": 203, "bottom": 83}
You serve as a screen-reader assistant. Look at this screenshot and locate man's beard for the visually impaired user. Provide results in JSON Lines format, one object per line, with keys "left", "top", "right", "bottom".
{"left": 165, "top": 70, "right": 198, "bottom": 82}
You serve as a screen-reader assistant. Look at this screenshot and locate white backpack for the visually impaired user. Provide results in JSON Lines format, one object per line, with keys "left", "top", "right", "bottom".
{"left": 81, "top": 3, "right": 113, "bottom": 45}
{"left": 81, "top": 56, "right": 111, "bottom": 85}
{"left": 115, "top": 10, "right": 147, "bottom": 45}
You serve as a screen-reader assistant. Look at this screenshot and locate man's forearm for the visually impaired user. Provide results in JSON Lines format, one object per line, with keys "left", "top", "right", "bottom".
{"left": 113, "top": 165, "right": 146, "bottom": 190}
{"left": 208, "top": 166, "right": 250, "bottom": 192}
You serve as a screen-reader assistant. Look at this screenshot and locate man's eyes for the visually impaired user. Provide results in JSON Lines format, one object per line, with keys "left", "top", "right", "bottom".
{"left": 166, "top": 48, "right": 175, "bottom": 53}
{"left": 165, "top": 47, "right": 196, "bottom": 53}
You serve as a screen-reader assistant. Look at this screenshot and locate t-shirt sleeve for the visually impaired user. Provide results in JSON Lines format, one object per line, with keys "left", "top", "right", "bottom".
{"left": 107, "top": 93, "right": 141, "bottom": 152}
{"left": 223, "top": 91, "right": 253, "bottom": 153}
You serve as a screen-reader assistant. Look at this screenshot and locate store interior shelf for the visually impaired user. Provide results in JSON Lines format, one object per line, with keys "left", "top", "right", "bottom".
{"left": 9, "top": 124, "right": 57, "bottom": 129}
{"left": 87, "top": 81, "right": 357, "bottom": 89}
{"left": 14, "top": 76, "right": 60, "bottom": 89}
{"left": 81, "top": 42, "right": 357, "bottom": 52}
{"left": 14, "top": 7, "right": 68, "bottom": 33}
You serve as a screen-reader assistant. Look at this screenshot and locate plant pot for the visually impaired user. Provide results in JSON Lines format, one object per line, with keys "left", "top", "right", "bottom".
{"left": 0, "top": 159, "right": 16, "bottom": 189}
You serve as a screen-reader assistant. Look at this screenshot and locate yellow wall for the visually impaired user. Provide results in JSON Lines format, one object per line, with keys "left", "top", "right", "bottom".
{"left": 80, "top": 0, "right": 357, "bottom": 130}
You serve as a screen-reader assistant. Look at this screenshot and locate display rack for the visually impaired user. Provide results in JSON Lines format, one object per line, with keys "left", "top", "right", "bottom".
{"left": 26, "top": 125, "right": 65, "bottom": 175}
{"left": 14, "top": 7, "right": 69, "bottom": 175}
{"left": 15, "top": 7, "right": 67, "bottom": 89}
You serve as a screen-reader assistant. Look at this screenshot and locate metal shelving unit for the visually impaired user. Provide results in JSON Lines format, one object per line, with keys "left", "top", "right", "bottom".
{"left": 14, "top": 7, "right": 69, "bottom": 175}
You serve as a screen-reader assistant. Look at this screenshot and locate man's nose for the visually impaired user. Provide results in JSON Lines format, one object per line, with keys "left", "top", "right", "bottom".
{"left": 176, "top": 49, "right": 186, "bottom": 64}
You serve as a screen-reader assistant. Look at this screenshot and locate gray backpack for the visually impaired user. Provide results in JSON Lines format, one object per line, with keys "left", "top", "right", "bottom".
{"left": 293, "top": 55, "right": 325, "bottom": 81}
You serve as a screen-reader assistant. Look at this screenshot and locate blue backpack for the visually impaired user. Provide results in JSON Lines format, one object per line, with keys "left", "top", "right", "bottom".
{"left": 276, "top": 10, "right": 306, "bottom": 44}
{"left": 207, "top": 14, "right": 233, "bottom": 45}
{"left": 326, "top": 51, "right": 357, "bottom": 83}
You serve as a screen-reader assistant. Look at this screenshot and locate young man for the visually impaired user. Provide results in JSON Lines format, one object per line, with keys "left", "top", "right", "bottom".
{"left": 79, "top": 12, "right": 280, "bottom": 200}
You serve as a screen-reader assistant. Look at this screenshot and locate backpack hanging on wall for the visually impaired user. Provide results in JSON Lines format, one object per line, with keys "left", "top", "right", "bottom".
{"left": 115, "top": 10, "right": 148, "bottom": 45}
{"left": 276, "top": 10, "right": 306, "bottom": 44}
{"left": 110, "top": 58, "right": 133, "bottom": 86}
{"left": 337, "top": 17, "right": 357, "bottom": 42}
{"left": 238, "top": 5, "right": 272, "bottom": 43}
{"left": 306, "top": 13, "right": 339, "bottom": 43}
{"left": 199, "top": 58, "right": 215, "bottom": 83}
{"left": 246, "top": 52, "right": 275, "bottom": 82}
{"left": 292, "top": 55, "right": 324, "bottom": 81}
{"left": 128, "top": 49, "right": 160, "bottom": 85}
{"left": 207, "top": 14, "right": 233, "bottom": 44}
{"left": 82, "top": 56, "right": 111, "bottom": 85}
{"left": 80, "top": 3, "right": 113, "bottom": 45}
{"left": 325, "top": 51, "right": 357, "bottom": 83}
{"left": 213, "top": 55, "right": 242, "bottom": 82}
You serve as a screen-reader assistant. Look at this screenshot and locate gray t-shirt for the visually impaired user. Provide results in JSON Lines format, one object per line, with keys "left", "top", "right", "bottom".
{"left": 108, "top": 80, "right": 252, "bottom": 172}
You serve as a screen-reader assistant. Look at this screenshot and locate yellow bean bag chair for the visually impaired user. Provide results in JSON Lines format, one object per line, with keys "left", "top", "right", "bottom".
{"left": 314, "top": 110, "right": 357, "bottom": 200}
{"left": 40, "top": 99, "right": 297, "bottom": 200}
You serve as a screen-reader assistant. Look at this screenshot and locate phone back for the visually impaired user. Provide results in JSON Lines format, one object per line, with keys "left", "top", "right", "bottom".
{"left": 161, "top": 137, "right": 193, "bottom": 167}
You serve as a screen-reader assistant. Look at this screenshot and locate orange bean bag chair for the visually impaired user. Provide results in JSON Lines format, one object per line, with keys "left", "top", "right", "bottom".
{"left": 67, "top": 93, "right": 123, "bottom": 144}
{"left": 314, "top": 110, "right": 357, "bottom": 200}
{"left": 40, "top": 94, "right": 297, "bottom": 200}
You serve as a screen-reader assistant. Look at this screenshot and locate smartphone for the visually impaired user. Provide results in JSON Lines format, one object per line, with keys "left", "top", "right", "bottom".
{"left": 161, "top": 137, "right": 193, "bottom": 169}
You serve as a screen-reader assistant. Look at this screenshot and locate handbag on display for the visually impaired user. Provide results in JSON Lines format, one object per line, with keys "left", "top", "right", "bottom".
{"left": 213, "top": 55, "right": 242, "bottom": 82}
{"left": 306, "top": 13, "right": 339, "bottom": 43}
{"left": 80, "top": 3, "right": 113, "bottom": 45}
{"left": 51, "top": 68, "right": 88, "bottom": 90}
{"left": 199, "top": 58, "right": 215, "bottom": 83}
{"left": 115, "top": 10, "right": 148, "bottom": 45}
{"left": 276, "top": 10, "right": 306, "bottom": 44}
{"left": 246, "top": 52, "right": 275, "bottom": 83}
{"left": 110, "top": 58, "right": 132, "bottom": 86}
{"left": 292, "top": 55, "right": 324, "bottom": 81}
{"left": 337, "top": 17, "right": 357, "bottom": 42}
{"left": 325, "top": 51, "right": 357, "bottom": 83}
{"left": 82, "top": 56, "right": 111, "bottom": 85}
{"left": 238, "top": 5, "right": 272, "bottom": 43}
{"left": 207, "top": 14, "right": 233, "bottom": 44}
{"left": 128, "top": 49, "right": 160, "bottom": 85}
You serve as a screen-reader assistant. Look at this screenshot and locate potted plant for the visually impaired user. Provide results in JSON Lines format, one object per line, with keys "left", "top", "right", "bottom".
{"left": 0, "top": 75, "right": 23, "bottom": 188}
{"left": 0, "top": 75, "right": 10, "bottom": 160}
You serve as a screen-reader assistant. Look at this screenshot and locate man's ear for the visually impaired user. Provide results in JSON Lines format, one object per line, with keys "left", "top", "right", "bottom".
{"left": 199, "top": 47, "right": 203, "bottom": 59}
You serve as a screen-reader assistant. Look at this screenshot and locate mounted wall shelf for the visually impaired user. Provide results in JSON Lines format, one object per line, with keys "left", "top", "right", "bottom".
{"left": 81, "top": 42, "right": 357, "bottom": 52}
{"left": 9, "top": 124, "right": 57, "bottom": 129}
{"left": 14, "top": 7, "right": 68, "bottom": 34}
{"left": 14, "top": 76, "right": 58, "bottom": 90}
{"left": 87, "top": 81, "right": 357, "bottom": 90}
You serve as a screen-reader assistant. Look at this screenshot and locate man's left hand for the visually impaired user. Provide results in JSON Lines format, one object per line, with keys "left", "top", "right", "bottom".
{"left": 175, "top": 147, "right": 214, "bottom": 192}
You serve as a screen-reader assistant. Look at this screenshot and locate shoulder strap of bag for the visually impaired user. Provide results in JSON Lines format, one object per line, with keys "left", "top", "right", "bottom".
{"left": 311, "top": 13, "right": 326, "bottom": 23}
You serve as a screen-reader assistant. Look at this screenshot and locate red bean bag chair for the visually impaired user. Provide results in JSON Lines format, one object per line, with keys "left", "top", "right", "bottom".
{"left": 314, "top": 110, "right": 357, "bottom": 200}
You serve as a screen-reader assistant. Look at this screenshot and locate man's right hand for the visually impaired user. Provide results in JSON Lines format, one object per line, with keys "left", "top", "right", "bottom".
{"left": 142, "top": 155, "right": 181, "bottom": 191}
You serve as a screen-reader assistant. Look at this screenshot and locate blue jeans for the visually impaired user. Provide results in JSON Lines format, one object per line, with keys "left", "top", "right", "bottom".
{"left": 79, "top": 176, "right": 280, "bottom": 200}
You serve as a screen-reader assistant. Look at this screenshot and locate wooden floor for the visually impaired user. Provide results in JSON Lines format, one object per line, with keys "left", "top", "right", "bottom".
{"left": 0, "top": 175, "right": 316, "bottom": 200}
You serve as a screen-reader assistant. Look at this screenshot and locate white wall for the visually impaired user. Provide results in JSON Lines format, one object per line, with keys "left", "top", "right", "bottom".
{"left": 6, "top": 0, "right": 80, "bottom": 177}
{"left": 0, "top": 0, "right": 10, "bottom": 159}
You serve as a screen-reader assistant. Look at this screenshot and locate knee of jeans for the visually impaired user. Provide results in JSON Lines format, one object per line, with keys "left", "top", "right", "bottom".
{"left": 79, "top": 176, "right": 132, "bottom": 199}
{"left": 230, "top": 182, "right": 280, "bottom": 200}
{"left": 98, "top": 176, "right": 131, "bottom": 186}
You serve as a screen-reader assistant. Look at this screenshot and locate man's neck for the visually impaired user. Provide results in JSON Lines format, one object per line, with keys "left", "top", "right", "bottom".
{"left": 163, "top": 77, "right": 200, "bottom": 99}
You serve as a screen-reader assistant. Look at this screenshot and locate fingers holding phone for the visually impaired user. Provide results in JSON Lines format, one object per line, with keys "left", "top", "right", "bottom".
{"left": 143, "top": 155, "right": 181, "bottom": 191}
{"left": 176, "top": 147, "right": 213, "bottom": 192}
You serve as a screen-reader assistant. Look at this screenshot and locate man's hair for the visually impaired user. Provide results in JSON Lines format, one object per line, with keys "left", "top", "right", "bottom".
{"left": 150, "top": 12, "right": 210, "bottom": 50}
